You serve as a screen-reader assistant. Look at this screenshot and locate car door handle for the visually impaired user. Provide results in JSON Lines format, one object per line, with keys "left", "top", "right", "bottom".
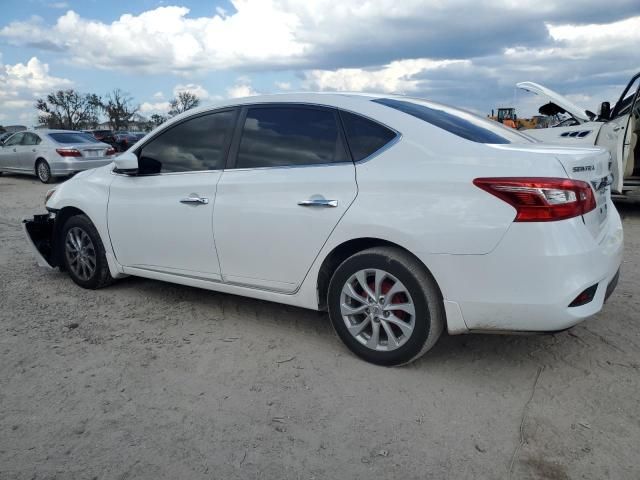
{"left": 297, "top": 199, "right": 338, "bottom": 208}
{"left": 180, "top": 195, "right": 209, "bottom": 205}
{"left": 613, "top": 126, "right": 624, "bottom": 132}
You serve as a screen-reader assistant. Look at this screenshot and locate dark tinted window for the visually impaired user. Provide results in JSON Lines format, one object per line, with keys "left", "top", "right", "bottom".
{"left": 21, "top": 133, "right": 41, "bottom": 146}
{"left": 373, "top": 98, "right": 532, "bottom": 144}
{"left": 49, "top": 133, "right": 98, "bottom": 144}
{"left": 4, "top": 133, "right": 23, "bottom": 146}
{"left": 340, "top": 111, "right": 396, "bottom": 161}
{"left": 236, "top": 106, "right": 348, "bottom": 168}
{"left": 138, "top": 110, "right": 236, "bottom": 174}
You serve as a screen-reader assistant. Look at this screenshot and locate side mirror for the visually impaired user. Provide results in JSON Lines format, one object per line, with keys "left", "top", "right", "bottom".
{"left": 113, "top": 151, "right": 138, "bottom": 173}
{"left": 599, "top": 101, "right": 611, "bottom": 121}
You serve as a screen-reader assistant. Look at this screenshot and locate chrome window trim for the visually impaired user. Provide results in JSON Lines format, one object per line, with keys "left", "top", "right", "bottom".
{"left": 221, "top": 160, "right": 356, "bottom": 173}
{"left": 110, "top": 167, "right": 224, "bottom": 177}
{"left": 112, "top": 101, "right": 403, "bottom": 175}
{"left": 352, "top": 132, "right": 402, "bottom": 165}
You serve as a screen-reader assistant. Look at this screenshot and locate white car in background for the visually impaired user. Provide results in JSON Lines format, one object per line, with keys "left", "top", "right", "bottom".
{"left": 0, "top": 129, "right": 116, "bottom": 183}
{"left": 23, "top": 93, "right": 623, "bottom": 365}
{"left": 517, "top": 71, "right": 640, "bottom": 198}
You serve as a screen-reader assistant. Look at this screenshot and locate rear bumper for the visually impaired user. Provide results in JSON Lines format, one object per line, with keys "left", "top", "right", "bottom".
{"left": 422, "top": 201, "right": 624, "bottom": 333}
{"left": 23, "top": 213, "right": 57, "bottom": 269}
{"left": 50, "top": 158, "right": 114, "bottom": 176}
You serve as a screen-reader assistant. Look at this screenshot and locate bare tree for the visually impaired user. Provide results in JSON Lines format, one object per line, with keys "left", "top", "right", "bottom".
{"left": 168, "top": 91, "right": 200, "bottom": 117}
{"left": 35, "top": 90, "right": 101, "bottom": 129}
{"left": 101, "top": 89, "right": 139, "bottom": 131}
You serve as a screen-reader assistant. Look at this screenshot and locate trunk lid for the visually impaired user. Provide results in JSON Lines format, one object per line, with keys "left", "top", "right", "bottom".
{"left": 493, "top": 144, "right": 612, "bottom": 239}
{"left": 74, "top": 143, "right": 112, "bottom": 159}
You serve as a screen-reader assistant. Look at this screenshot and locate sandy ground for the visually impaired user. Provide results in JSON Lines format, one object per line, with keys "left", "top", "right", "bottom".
{"left": 0, "top": 173, "right": 639, "bottom": 480}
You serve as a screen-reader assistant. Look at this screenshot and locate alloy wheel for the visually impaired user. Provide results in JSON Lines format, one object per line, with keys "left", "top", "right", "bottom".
{"left": 37, "top": 162, "right": 50, "bottom": 182}
{"left": 340, "top": 269, "right": 416, "bottom": 351}
{"left": 65, "top": 227, "right": 97, "bottom": 281}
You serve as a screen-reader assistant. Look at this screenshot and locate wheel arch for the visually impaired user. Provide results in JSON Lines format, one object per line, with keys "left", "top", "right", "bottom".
{"left": 34, "top": 157, "right": 48, "bottom": 173}
{"left": 316, "top": 237, "right": 443, "bottom": 311}
{"left": 51, "top": 206, "right": 90, "bottom": 267}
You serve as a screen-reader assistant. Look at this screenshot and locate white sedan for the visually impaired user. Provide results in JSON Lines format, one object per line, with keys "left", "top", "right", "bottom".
{"left": 516, "top": 71, "right": 640, "bottom": 197}
{"left": 23, "top": 93, "right": 623, "bottom": 365}
{"left": 0, "top": 129, "right": 116, "bottom": 183}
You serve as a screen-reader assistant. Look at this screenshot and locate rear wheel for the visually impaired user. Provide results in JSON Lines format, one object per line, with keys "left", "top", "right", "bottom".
{"left": 61, "top": 214, "right": 114, "bottom": 289}
{"left": 36, "top": 159, "right": 54, "bottom": 184}
{"left": 328, "top": 247, "right": 444, "bottom": 366}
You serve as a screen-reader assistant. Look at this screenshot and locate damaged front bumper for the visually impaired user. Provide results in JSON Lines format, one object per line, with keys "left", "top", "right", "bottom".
{"left": 23, "top": 213, "right": 58, "bottom": 269}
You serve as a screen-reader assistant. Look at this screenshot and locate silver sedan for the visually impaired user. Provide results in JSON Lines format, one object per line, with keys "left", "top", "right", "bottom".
{"left": 0, "top": 129, "right": 116, "bottom": 183}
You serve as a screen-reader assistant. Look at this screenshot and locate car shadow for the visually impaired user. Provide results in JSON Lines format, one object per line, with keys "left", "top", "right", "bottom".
{"left": 105, "top": 274, "right": 583, "bottom": 370}
{"left": 0, "top": 171, "right": 70, "bottom": 183}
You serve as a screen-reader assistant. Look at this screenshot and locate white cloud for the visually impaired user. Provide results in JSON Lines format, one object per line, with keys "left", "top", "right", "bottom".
{"left": 152, "top": 91, "right": 165, "bottom": 100}
{"left": 1, "top": 57, "right": 72, "bottom": 97}
{"left": 139, "top": 101, "right": 171, "bottom": 115}
{"left": 0, "top": 57, "right": 73, "bottom": 124}
{"left": 226, "top": 77, "right": 259, "bottom": 98}
{"left": 0, "top": 4, "right": 308, "bottom": 73}
{"left": 304, "top": 58, "right": 469, "bottom": 93}
{"left": 173, "top": 83, "right": 211, "bottom": 100}
{"left": 275, "top": 81, "right": 292, "bottom": 90}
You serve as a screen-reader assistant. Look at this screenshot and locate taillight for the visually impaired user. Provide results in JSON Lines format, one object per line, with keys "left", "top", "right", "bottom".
{"left": 473, "top": 177, "right": 596, "bottom": 222}
{"left": 106, "top": 147, "right": 116, "bottom": 156}
{"left": 56, "top": 148, "right": 82, "bottom": 157}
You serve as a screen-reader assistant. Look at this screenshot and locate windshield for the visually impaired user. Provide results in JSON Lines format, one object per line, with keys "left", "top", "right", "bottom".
{"left": 373, "top": 97, "right": 535, "bottom": 144}
{"left": 49, "top": 133, "right": 100, "bottom": 144}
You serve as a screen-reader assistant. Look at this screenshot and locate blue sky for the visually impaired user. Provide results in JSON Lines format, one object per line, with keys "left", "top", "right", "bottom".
{"left": 1, "top": 0, "right": 639, "bottom": 125}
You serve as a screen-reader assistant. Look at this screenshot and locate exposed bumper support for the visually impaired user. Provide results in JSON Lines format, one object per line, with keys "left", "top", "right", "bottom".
{"left": 23, "top": 214, "right": 57, "bottom": 269}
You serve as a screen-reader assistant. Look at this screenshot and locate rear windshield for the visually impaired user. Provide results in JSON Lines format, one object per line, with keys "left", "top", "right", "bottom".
{"left": 49, "top": 133, "right": 99, "bottom": 144}
{"left": 372, "top": 98, "right": 534, "bottom": 144}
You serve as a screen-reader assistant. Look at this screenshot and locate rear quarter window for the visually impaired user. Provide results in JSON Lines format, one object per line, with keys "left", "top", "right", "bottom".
{"left": 339, "top": 110, "right": 397, "bottom": 161}
{"left": 373, "top": 98, "right": 533, "bottom": 144}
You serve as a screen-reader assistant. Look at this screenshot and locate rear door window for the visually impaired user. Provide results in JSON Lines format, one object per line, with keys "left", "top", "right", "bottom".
{"left": 339, "top": 111, "right": 397, "bottom": 161}
{"left": 21, "top": 133, "right": 41, "bottom": 146}
{"left": 235, "top": 106, "right": 349, "bottom": 168}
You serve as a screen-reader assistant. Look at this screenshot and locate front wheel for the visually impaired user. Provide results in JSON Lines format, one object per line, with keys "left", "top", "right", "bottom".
{"left": 36, "top": 159, "right": 54, "bottom": 184}
{"left": 328, "top": 247, "right": 444, "bottom": 366}
{"left": 61, "top": 214, "right": 114, "bottom": 289}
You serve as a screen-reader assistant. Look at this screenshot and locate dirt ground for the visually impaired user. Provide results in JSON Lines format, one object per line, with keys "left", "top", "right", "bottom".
{"left": 0, "top": 174, "right": 639, "bottom": 480}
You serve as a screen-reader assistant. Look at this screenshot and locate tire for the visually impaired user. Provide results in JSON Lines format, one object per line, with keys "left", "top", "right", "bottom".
{"left": 328, "top": 246, "right": 444, "bottom": 366}
{"left": 36, "top": 159, "right": 54, "bottom": 184}
{"left": 60, "top": 214, "right": 114, "bottom": 289}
